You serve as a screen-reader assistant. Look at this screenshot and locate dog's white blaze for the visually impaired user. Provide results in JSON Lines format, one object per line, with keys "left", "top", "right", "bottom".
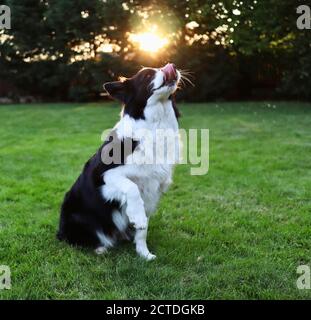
{"left": 151, "top": 70, "right": 165, "bottom": 90}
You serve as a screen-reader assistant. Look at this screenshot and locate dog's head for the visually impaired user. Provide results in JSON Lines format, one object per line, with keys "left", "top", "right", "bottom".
{"left": 104, "top": 63, "right": 181, "bottom": 119}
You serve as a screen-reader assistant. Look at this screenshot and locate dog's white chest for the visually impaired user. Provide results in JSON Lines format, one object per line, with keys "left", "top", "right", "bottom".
{"left": 118, "top": 100, "right": 179, "bottom": 215}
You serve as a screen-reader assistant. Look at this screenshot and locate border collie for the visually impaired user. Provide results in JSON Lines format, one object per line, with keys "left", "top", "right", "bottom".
{"left": 57, "top": 63, "right": 181, "bottom": 260}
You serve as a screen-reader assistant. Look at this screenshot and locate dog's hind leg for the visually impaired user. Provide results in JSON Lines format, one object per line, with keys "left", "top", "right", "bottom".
{"left": 95, "top": 246, "right": 108, "bottom": 255}
{"left": 94, "top": 229, "right": 115, "bottom": 255}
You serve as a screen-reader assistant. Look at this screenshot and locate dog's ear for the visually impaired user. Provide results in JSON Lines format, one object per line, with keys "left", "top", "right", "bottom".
{"left": 104, "top": 81, "right": 129, "bottom": 104}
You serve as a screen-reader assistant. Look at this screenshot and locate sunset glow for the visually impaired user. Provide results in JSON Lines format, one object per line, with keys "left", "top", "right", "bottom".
{"left": 129, "top": 30, "right": 168, "bottom": 53}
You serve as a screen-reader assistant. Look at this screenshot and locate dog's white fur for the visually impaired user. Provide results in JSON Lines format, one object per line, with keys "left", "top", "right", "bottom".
{"left": 101, "top": 68, "right": 181, "bottom": 260}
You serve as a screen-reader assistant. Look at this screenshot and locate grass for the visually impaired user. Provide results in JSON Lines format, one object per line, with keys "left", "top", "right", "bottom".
{"left": 0, "top": 101, "right": 311, "bottom": 299}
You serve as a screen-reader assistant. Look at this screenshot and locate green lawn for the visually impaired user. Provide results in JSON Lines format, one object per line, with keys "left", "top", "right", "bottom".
{"left": 0, "top": 101, "right": 311, "bottom": 299}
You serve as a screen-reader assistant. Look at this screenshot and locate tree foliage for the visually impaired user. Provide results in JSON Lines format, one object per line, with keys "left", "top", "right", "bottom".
{"left": 0, "top": 0, "right": 310, "bottom": 101}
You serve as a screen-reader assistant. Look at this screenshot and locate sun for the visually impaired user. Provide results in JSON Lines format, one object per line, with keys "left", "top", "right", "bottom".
{"left": 129, "top": 30, "right": 168, "bottom": 53}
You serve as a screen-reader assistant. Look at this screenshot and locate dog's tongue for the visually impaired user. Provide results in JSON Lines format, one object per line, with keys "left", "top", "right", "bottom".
{"left": 161, "top": 63, "right": 177, "bottom": 82}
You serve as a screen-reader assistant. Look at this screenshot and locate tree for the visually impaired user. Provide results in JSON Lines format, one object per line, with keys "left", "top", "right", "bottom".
{"left": 0, "top": 0, "right": 310, "bottom": 101}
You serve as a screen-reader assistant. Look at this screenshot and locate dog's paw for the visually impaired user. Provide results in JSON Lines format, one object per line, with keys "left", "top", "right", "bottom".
{"left": 138, "top": 251, "right": 157, "bottom": 261}
{"left": 95, "top": 246, "right": 108, "bottom": 255}
{"left": 145, "top": 253, "right": 157, "bottom": 261}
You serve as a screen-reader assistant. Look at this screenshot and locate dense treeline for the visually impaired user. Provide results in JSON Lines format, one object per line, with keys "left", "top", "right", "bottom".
{"left": 0, "top": 0, "right": 310, "bottom": 102}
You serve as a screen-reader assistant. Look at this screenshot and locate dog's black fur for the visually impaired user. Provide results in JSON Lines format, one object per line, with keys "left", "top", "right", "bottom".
{"left": 105, "top": 68, "right": 156, "bottom": 120}
{"left": 57, "top": 134, "right": 138, "bottom": 247}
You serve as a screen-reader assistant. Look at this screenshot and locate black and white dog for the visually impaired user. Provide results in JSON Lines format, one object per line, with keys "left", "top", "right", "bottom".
{"left": 57, "top": 63, "right": 181, "bottom": 260}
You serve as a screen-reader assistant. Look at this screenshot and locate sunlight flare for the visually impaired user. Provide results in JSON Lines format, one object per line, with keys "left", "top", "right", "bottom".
{"left": 129, "top": 28, "right": 168, "bottom": 53}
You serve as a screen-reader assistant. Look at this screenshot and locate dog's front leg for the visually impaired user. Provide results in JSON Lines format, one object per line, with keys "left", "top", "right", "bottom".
{"left": 103, "top": 171, "right": 147, "bottom": 229}
{"left": 134, "top": 220, "right": 156, "bottom": 261}
{"left": 103, "top": 171, "right": 156, "bottom": 260}
{"left": 124, "top": 183, "right": 148, "bottom": 230}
